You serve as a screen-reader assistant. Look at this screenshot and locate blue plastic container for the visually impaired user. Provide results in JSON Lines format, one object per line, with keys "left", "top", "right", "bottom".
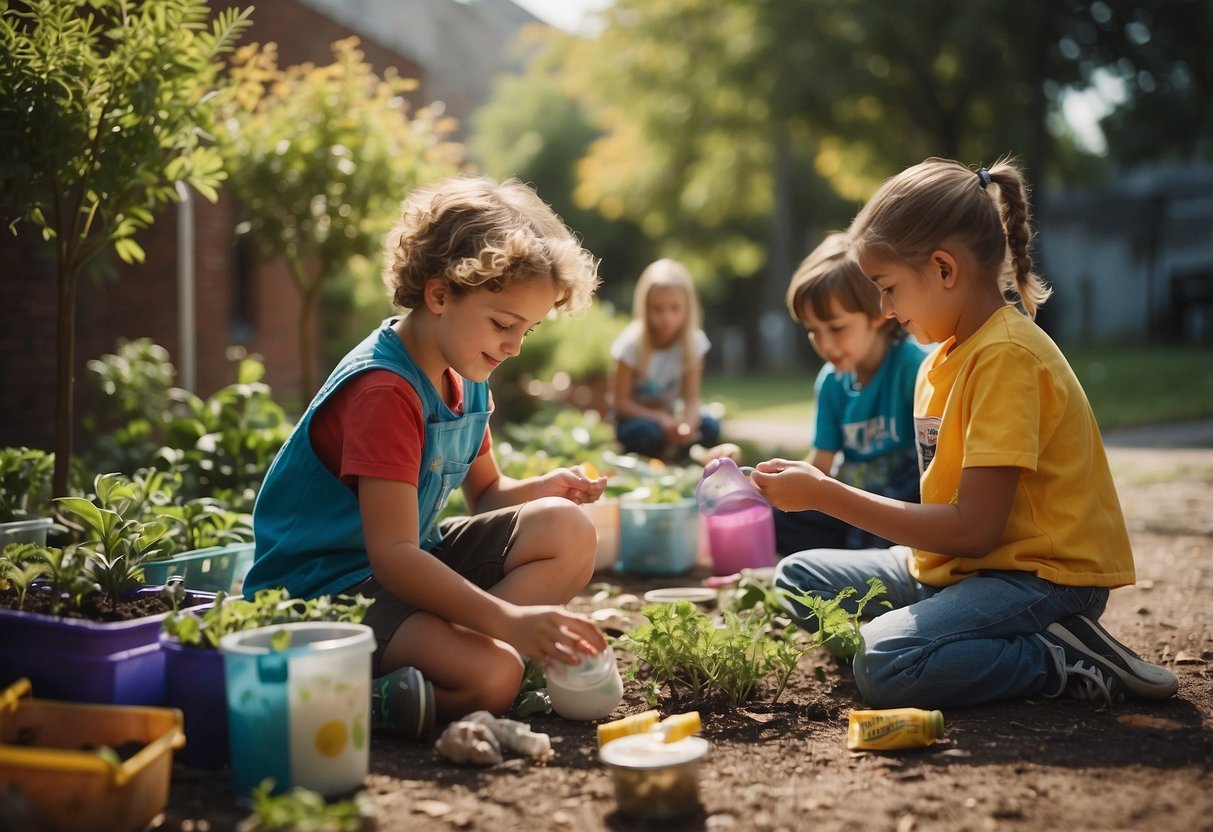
{"left": 162, "top": 637, "right": 228, "bottom": 768}
{"left": 220, "top": 623, "right": 375, "bottom": 799}
{"left": 617, "top": 498, "right": 699, "bottom": 576}
{"left": 142, "top": 542, "right": 255, "bottom": 596}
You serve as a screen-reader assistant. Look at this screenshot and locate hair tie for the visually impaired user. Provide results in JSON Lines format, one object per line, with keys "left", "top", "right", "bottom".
{"left": 976, "top": 168, "right": 992, "bottom": 189}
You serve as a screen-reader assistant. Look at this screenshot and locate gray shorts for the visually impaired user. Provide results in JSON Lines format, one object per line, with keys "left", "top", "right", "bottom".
{"left": 342, "top": 505, "right": 522, "bottom": 675}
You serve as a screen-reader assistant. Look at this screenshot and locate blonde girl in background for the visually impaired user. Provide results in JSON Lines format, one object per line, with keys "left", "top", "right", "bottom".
{"left": 610, "top": 258, "right": 722, "bottom": 459}
{"left": 775, "top": 232, "right": 929, "bottom": 556}
{"left": 246, "top": 176, "right": 609, "bottom": 738}
{"left": 754, "top": 158, "right": 1177, "bottom": 709}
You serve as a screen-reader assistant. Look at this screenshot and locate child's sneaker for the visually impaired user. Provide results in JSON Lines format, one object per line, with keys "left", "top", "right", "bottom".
{"left": 1040, "top": 615, "right": 1178, "bottom": 707}
{"left": 371, "top": 665, "right": 436, "bottom": 739}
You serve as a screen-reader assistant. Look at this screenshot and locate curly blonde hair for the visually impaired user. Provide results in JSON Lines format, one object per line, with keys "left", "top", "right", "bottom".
{"left": 382, "top": 175, "right": 599, "bottom": 314}
{"left": 849, "top": 156, "right": 1051, "bottom": 318}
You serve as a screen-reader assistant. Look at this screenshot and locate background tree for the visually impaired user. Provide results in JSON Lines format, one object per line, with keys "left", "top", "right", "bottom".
{"left": 217, "top": 38, "right": 464, "bottom": 399}
{"left": 0, "top": 0, "right": 252, "bottom": 497}
{"left": 514, "top": 0, "right": 1209, "bottom": 367}
{"left": 469, "top": 68, "right": 654, "bottom": 308}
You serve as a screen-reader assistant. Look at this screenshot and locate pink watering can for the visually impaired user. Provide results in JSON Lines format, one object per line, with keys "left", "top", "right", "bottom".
{"left": 695, "top": 458, "right": 777, "bottom": 575}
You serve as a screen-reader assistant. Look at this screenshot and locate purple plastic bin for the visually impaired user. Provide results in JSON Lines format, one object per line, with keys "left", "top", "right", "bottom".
{"left": 163, "top": 637, "right": 229, "bottom": 768}
{"left": 0, "top": 587, "right": 214, "bottom": 705}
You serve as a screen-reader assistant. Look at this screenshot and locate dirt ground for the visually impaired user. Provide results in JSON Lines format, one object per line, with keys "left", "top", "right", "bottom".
{"left": 158, "top": 437, "right": 1213, "bottom": 832}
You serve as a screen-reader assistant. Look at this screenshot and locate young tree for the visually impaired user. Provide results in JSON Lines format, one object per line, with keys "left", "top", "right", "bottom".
{"left": 0, "top": 0, "right": 252, "bottom": 497}
{"left": 218, "top": 38, "right": 465, "bottom": 399}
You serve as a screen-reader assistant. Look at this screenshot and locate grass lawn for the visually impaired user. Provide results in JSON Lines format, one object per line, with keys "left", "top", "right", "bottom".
{"left": 704, "top": 344, "right": 1213, "bottom": 429}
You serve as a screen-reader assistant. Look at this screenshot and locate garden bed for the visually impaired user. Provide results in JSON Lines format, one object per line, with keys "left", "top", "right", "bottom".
{"left": 154, "top": 453, "right": 1212, "bottom": 831}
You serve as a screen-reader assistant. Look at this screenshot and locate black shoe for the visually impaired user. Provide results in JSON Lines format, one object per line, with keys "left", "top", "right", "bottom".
{"left": 1041, "top": 615, "right": 1178, "bottom": 707}
{"left": 371, "top": 665, "right": 436, "bottom": 738}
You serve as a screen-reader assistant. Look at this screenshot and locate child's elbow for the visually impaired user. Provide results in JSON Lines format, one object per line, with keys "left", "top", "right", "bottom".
{"left": 950, "top": 524, "right": 1003, "bottom": 558}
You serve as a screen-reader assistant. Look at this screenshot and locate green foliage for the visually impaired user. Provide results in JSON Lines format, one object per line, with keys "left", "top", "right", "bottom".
{"left": 616, "top": 599, "right": 815, "bottom": 707}
{"left": 216, "top": 37, "right": 464, "bottom": 398}
{"left": 158, "top": 357, "right": 292, "bottom": 512}
{"left": 162, "top": 588, "right": 373, "bottom": 650}
{"left": 0, "top": 447, "right": 54, "bottom": 523}
{"left": 243, "top": 780, "right": 378, "bottom": 832}
{"left": 80, "top": 340, "right": 291, "bottom": 513}
{"left": 469, "top": 67, "right": 656, "bottom": 309}
{"left": 774, "top": 578, "right": 891, "bottom": 662}
{"left": 81, "top": 339, "right": 177, "bottom": 477}
{"left": 55, "top": 473, "right": 174, "bottom": 604}
{"left": 0, "top": 543, "right": 52, "bottom": 609}
{"left": 0, "top": 0, "right": 252, "bottom": 497}
{"left": 0, "top": 543, "right": 95, "bottom": 615}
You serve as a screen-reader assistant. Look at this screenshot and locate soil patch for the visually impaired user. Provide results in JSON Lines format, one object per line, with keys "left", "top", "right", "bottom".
{"left": 149, "top": 454, "right": 1213, "bottom": 830}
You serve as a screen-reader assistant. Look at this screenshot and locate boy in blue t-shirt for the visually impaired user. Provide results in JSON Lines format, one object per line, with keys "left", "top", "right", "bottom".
{"left": 776, "top": 233, "right": 929, "bottom": 554}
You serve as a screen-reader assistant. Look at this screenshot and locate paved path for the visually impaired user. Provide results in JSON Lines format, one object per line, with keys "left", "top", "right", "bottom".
{"left": 723, "top": 416, "right": 1213, "bottom": 465}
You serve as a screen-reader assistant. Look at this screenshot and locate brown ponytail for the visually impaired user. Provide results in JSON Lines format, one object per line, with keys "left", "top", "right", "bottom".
{"left": 849, "top": 156, "right": 1052, "bottom": 318}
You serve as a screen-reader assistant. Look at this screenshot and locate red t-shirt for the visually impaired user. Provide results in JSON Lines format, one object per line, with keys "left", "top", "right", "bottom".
{"left": 309, "top": 368, "right": 492, "bottom": 491}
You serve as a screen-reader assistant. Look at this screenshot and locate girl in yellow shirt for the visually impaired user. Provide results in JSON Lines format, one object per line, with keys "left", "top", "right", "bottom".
{"left": 753, "top": 157, "right": 1177, "bottom": 709}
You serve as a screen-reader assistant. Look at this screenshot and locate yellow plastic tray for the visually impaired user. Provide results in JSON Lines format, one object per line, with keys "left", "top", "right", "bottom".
{"left": 0, "top": 678, "right": 185, "bottom": 832}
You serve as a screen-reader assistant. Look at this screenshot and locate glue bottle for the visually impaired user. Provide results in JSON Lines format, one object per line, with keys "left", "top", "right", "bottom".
{"left": 597, "top": 710, "right": 702, "bottom": 747}
{"left": 846, "top": 708, "right": 944, "bottom": 751}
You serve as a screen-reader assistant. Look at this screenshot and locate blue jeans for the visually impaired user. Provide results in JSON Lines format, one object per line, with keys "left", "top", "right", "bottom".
{"left": 774, "top": 547, "right": 1109, "bottom": 708}
{"left": 615, "top": 411, "right": 721, "bottom": 458}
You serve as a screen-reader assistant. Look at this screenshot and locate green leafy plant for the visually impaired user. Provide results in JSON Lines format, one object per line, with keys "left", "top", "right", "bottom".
{"left": 0, "top": 543, "right": 52, "bottom": 609}
{"left": 776, "top": 578, "right": 891, "bottom": 661}
{"left": 0, "top": 447, "right": 54, "bottom": 523}
{"left": 55, "top": 473, "right": 174, "bottom": 604}
{"left": 162, "top": 588, "right": 373, "bottom": 650}
{"left": 80, "top": 339, "right": 177, "bottom": 478}
{"left": 0, "top": 542, "right": 95, "bottom": 615}
{"left": 239, "top": 780, "right": 378, "bottom": 832}
{"left": 617, "top": 599, "right": 814, "bottom": 707}
{"left": 159, "top": 356, "right": 293, "bottom": 512}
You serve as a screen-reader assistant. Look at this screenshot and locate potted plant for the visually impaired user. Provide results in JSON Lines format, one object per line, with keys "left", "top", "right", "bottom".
{"left": 0, "top": 473, "right": 213, "bottom": 705}
{"left": 161, "top": 589, "right": 373, "bottom": 768}
{"left": 0, "top": 447, "right": 55, "bottom": 547}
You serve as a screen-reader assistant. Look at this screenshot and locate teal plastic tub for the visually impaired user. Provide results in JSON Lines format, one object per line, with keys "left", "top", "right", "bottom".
{"left": 617, "top": 498, "right": 699, "bottom": 576}
{"left": 142, "top": 542, "right": 255, "bottom": 596}
{"left": 220, "top": 622, "right": 375, "bottom": 799}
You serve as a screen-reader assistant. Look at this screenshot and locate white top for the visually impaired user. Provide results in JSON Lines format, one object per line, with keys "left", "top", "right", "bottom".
{"left": 610, "top": 321, "right": 711, "bottom": 411}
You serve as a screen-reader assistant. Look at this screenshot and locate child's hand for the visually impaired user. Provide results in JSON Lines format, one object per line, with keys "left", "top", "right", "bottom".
{"left": 541, "top": 466, "right": 608, "bottom": 504}
{"left": 501, "top": 605, "right": 608, "bottom": 667}
{"left": 750, "top": 458, "right": 828, "bottom": 512}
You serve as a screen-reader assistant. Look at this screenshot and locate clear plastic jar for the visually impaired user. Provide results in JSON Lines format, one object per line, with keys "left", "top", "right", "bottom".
{"left": 545, "top": 646, "right": 624, "bottom": 721}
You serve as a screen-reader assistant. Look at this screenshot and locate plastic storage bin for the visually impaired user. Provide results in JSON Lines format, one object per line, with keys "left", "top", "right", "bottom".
{"left": 0, "top": 587, "right": 214, "bottom": 706}
{"left": 0, "top": 678, "right": 185, "bottom": 832}
{"left": 0, "top": 516, "right": 54, "bottom": 546}
{"left": 580, "top": 499, "right": 621, "bottom": 572}
{"left": 221, "top": 622, "right": 375, "bottom": 799}
{"left": 162, "top": 637, "right": 228, "bottom": 768}
{"left": 617, "top": 498, "right": 699, "bottom": 576}
{"left": 141, "top": 542, "right": 255, "bottom": 596}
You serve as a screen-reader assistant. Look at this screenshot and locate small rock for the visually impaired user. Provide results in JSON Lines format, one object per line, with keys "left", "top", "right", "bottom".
{"left": 413, "top": 799, "right": 451, "bottom": 818}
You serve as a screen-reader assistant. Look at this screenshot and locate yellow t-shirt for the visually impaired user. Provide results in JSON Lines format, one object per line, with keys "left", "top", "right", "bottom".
{"left": 910, "top": 305, "right": 1134, "bottom": 588}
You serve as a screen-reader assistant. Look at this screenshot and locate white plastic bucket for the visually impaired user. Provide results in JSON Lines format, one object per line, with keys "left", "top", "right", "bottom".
{"left": 220, "top": 622, "right": 374, "bottom": 799}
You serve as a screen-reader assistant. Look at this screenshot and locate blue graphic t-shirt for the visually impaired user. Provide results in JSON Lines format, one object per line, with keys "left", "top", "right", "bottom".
{"left": 812, "top": 336, "right": 930, "bottom": 501}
